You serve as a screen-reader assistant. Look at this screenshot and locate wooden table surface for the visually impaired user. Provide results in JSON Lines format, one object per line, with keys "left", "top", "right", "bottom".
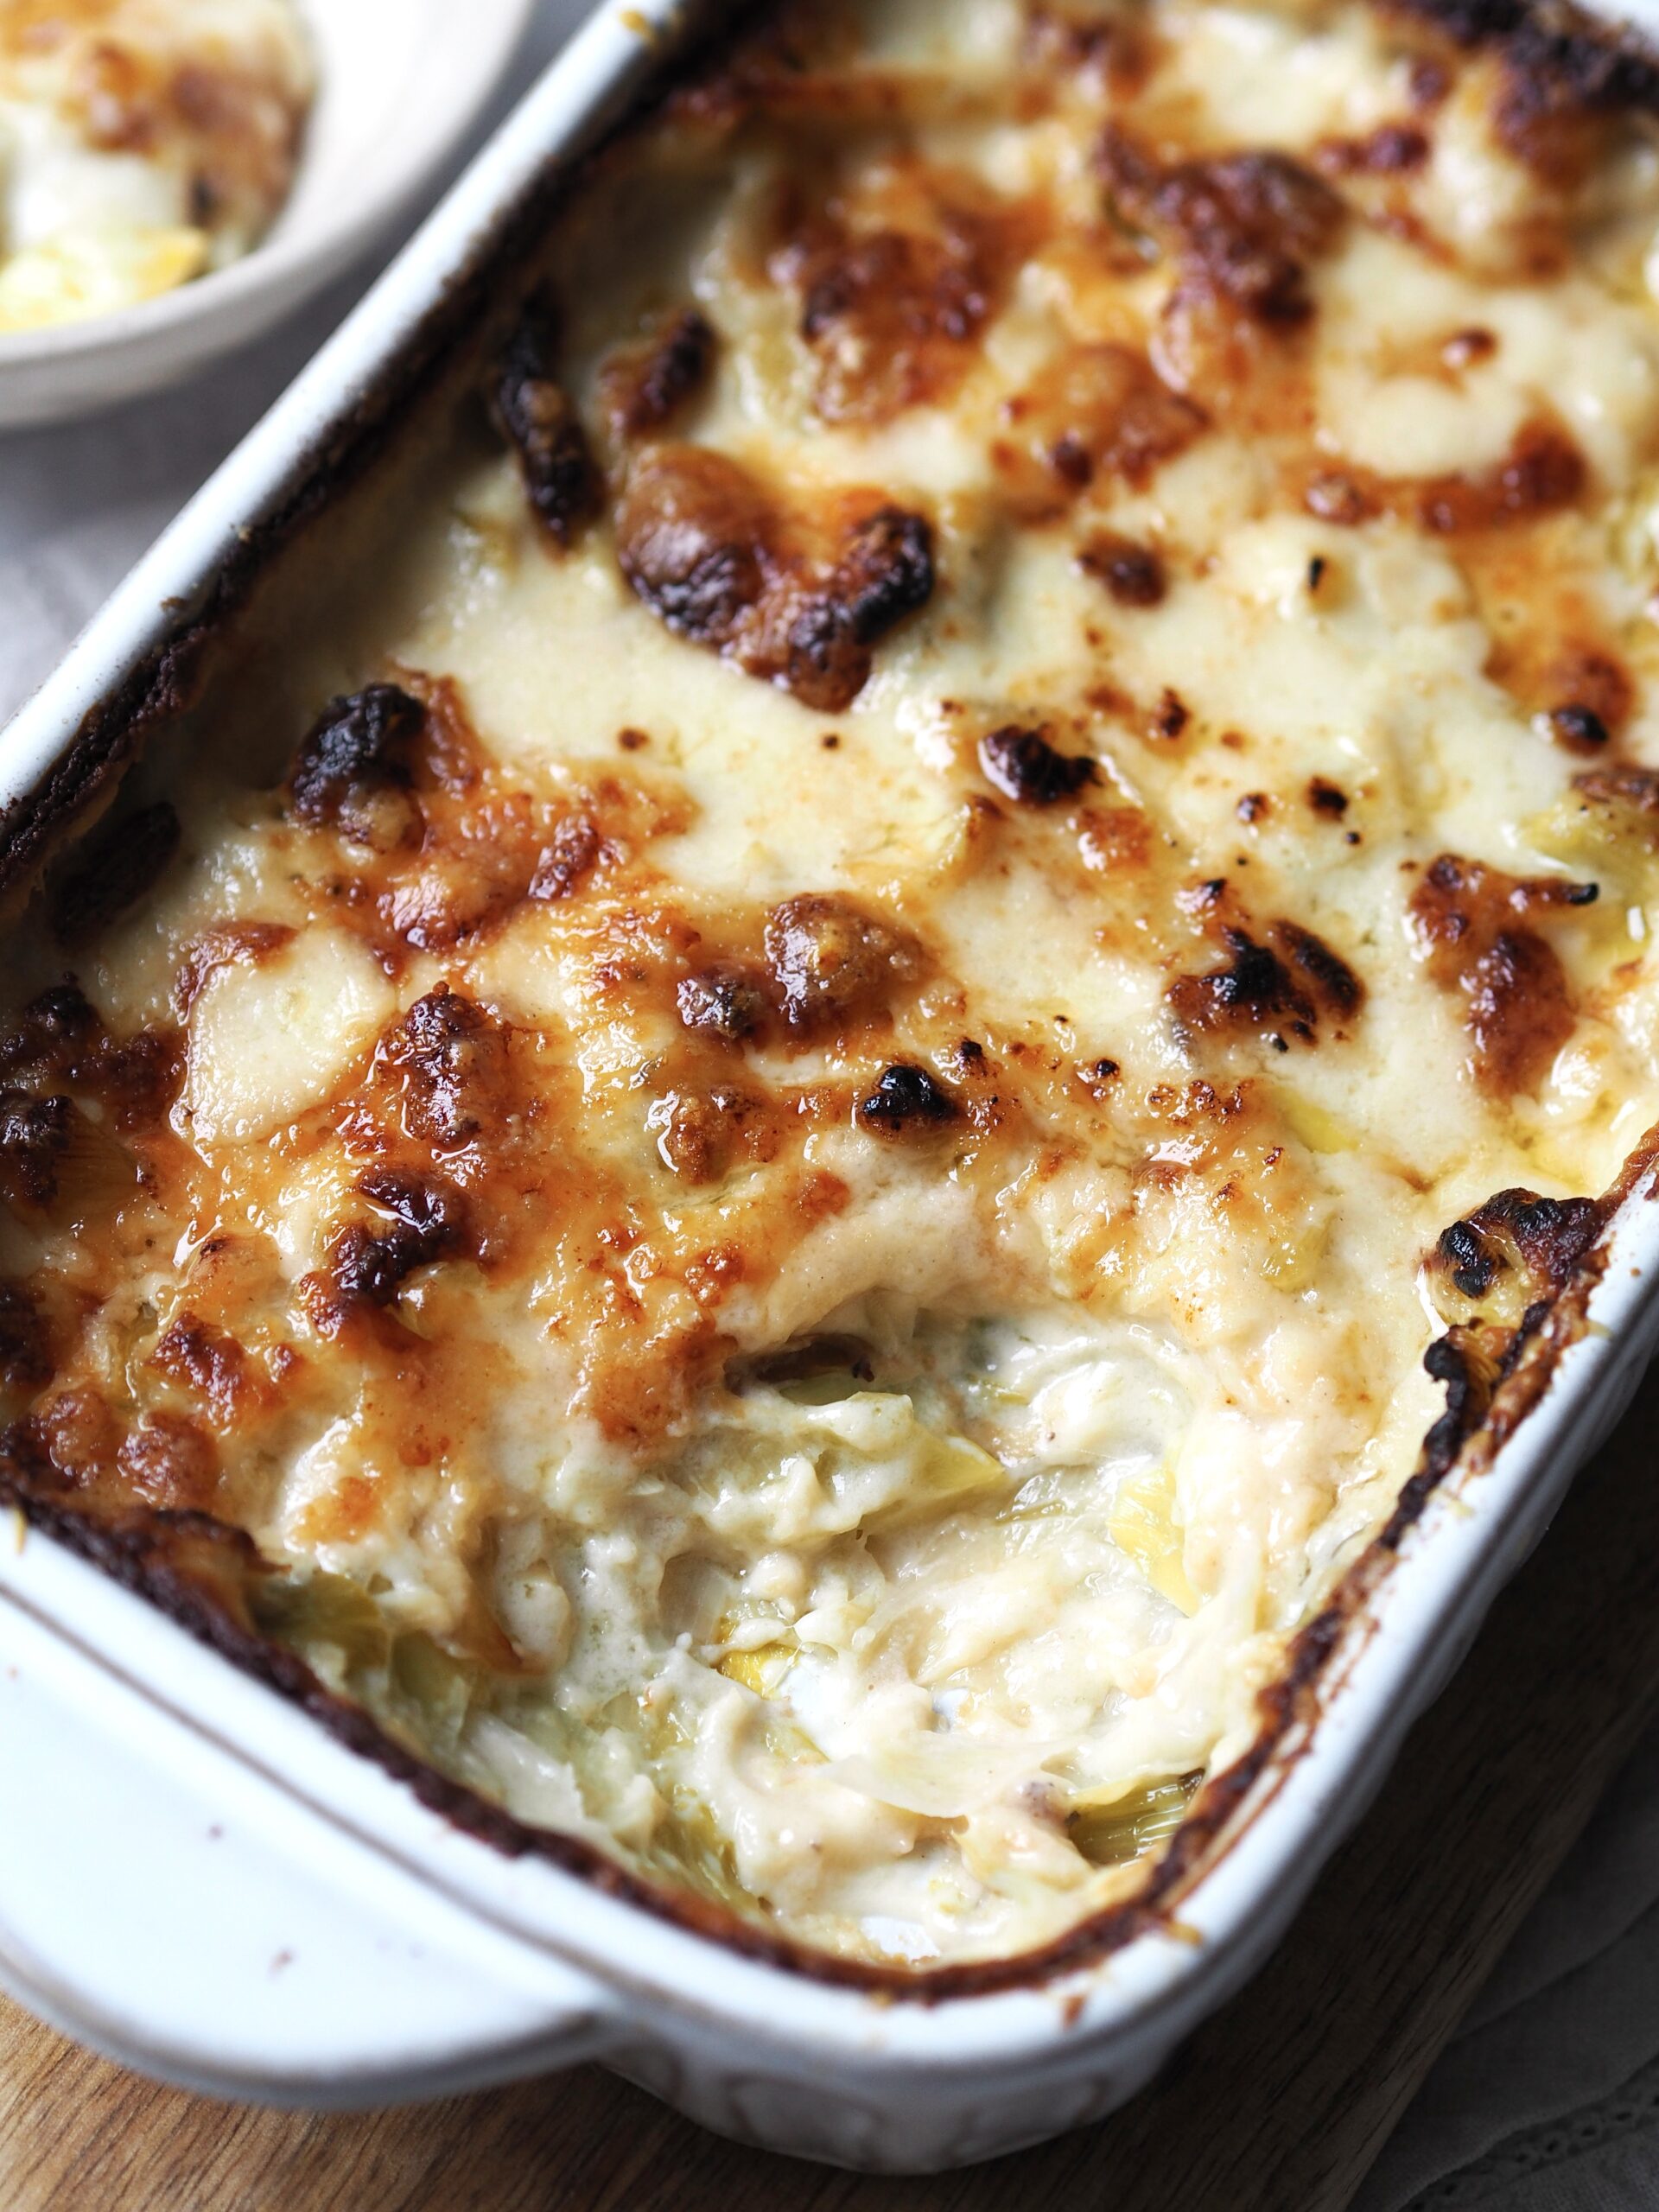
{"left": 7, "top": 1362, "right": 1659, "bottom": 2211}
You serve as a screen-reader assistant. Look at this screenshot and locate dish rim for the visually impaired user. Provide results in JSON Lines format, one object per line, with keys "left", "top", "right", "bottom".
{"left": 3, "top": 0, "right": 1659, "bottom": 2035}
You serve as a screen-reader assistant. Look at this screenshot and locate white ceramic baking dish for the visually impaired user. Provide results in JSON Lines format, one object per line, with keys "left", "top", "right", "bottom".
{"left": 4, "top": 0, "right": 1659, "bottom": 2172}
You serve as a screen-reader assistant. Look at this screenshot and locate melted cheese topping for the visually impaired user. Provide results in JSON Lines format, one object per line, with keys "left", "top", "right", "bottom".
{"left": 0, "top": 0, "right": 314, "bottom": 330}
{"left": 7, "top": 0, "right": 1659, "bottom": 1967}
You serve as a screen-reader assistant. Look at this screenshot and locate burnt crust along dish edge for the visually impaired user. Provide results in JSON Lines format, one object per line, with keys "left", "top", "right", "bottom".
{"left": 2, "top": 0, "right": 1659, "bottom": 2004}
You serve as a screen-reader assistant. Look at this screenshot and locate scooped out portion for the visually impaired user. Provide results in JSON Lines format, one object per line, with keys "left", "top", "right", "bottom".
{"left": 7, "top": 0, "right": 1659, "bottom": 1971}
{"left": 268, "top": 1300, "right": 1227, "bottom": 1961}
{"left": 0, "top": 0, "right": 314, "bottom": 331}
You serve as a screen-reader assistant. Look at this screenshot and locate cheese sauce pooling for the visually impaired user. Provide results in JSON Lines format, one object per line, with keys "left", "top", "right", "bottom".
{"left": 7, "top": 0, "right": 1659, "bottom": 1967}
{"left": 0, "top": 0, "right": 314, "bottom": 330}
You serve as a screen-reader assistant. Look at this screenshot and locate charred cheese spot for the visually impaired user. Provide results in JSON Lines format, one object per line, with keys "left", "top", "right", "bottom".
{"left": 0, "top": 982, "right": 180, "bottom": 1134}
{"left": 1415, "top": 420, "right": 1586, "bottom": 533}
{"left": 783, "top": 505, "right": 937, "bottom": 713}
{"left": 1535, "top": 645, "right": 1631, "bottom": 747}
{"left": 1427, "top": 1184, "right": 1604, "bottom": 1327}
{"left": 599, "top": 305, "right": 718, "bottom": 442}
{"left": 1545, "top": 703, "right": 1612, "bottom": 754}
{"left": 978, "top": 723, "right": 1098, "bottom": 804}
{"left": 0, "top": 1282, "right": 53, "bottom": 1402}
{"left": 1078, "top": 532, "right": 1167, "bottom": 607}
{"left": 494, "top": 290, "right": 604, "bottom": 549}
{"left": 151, "top": 1312, "right": 257, "bottom": 1429}
{"left": 1099, "top": 129, "right": 1346, "bottom": 396}
{"left": 1100, "top": 130, "right": 1347, "bottom": 330}
{"left": 1316, "top": 122, "right": 1433, "bottom": 175}
{"left": 0, "top": 1091, "right": 75, "bottom": 1211}
{"left": 1465, "top": 10, "right": 1659, "bottom": 187}
{"left": 0, "top": 982, "right": 99, "bottom": 1081}
{"left": 289, "top": 684, "right": 426, "bottom": 849}
{"left": 1408, "top": 855, "right": 1599, "bottom": 1096}
{"left": 1150, "top": 688, "right": 1191, "bottom": 742}
{"left": 649, "top": 1082, "right": 780, "bottom": 1183}
{"left": 1307, "top": 779, "right": 1349, "bottom": 817}
{"left": 823, "top": 505, "right": 937, "bottom": 651}
{"left": 855, "top": 1062, "right": 959, "bottom": 1134}
{"left": 49, "top": 801, "right": 181, "bottom": 946}
{"left": 529, "top": 812, "right": 602, "bottom": 904}
{"left": 316, "top": 1169, "right": 474, "bottom": 1326}
{"left": 375, "top": 986, "right": 512, "bottom": 1152}
{"left": 615, "top": 441, "right": 772, "bottom": 646}
{"left": 774, "top": 166, "right": 1024, "bottom": 426}
{"left": 677, "top": 960, "right": 772, "bottom": 1044}
{"left": 763, "top": 893, "right": 922, "bottom": 1031}
{"left": 614, "top": 445, "right": 935, "bottom": 710}
{"left": 1300, "top": 413, "right": 1589, "bottom": 536}
{"left": 7, "top": 1387, "right": 122, "bottom": 1493}
{"left": 118, "top": 1413, "right": 219, "bottom": 1512}
{"left": 1169, "top": 918, "right": 1363, "bottom": 1046}
{"left": 1569, "top": 762, "right": 1659, "bottom": 845}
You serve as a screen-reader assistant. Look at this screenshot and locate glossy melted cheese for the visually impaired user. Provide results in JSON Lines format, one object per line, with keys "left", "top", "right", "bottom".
{"left": 0, "top": 0, "right": 313, "bottom": 331}
{"left": 7, "top": 0, "right": 1659, "bottom": 1968}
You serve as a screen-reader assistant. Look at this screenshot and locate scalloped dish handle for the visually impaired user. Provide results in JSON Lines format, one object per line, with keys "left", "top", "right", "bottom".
{"left": 0, "top": 1576, "right": 616, "bottom": 2106}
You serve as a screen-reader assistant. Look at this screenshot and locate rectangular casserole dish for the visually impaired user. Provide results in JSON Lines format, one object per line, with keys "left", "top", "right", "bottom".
{"left": 5, "top": 0, "right": 1659, "bottom": 2171}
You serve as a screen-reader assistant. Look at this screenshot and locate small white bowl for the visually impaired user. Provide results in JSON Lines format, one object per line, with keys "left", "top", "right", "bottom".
{"left": 0, "top": 0, "right": 542, "bottom": 429}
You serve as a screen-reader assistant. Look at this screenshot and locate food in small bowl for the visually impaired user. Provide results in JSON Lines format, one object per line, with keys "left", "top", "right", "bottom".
{"left": 0, "top": 0, "right": 315, "bottom": 333}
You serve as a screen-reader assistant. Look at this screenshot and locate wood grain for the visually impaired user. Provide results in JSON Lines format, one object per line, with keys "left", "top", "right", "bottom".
{"left": 8, "top": 1362, "right": 1659, "bottom": 2212}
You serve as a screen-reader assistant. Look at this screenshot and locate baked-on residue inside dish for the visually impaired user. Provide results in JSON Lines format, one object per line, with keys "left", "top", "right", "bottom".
{"left": 6, "top": 0, "right": 1659, "bottom": 1968}
{"left": 0, "top": 0, "right": 314, "bottom": 331}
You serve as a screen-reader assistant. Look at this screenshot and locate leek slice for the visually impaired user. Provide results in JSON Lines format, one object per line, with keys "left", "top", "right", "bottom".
{"left": 1068, "top": 1773, "right": 1201, "bottom": 1866}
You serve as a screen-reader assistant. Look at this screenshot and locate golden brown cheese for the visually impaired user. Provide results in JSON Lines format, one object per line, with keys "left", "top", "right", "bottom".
{"left": 8, "top": 0, "right": 1659, "bottom": 1971}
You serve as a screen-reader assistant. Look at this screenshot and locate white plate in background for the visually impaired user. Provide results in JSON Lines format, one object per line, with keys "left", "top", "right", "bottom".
{"left": 0, "top": 0, "right": 541, "bottom": 429}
